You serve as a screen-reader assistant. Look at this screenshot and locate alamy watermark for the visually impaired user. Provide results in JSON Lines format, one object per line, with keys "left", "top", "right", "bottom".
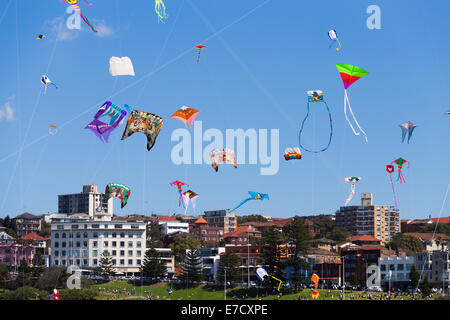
{"left": 66, "top": 5, "right": 81, "bottom": 30}
{"left": 66, "top": 265, "right": 81, "bottom": 290}
{"left": 171, "top": 121, "right": 280, "bottom": 175}
{"left": 366, "top": 5, "right": 381, "bottom": 30}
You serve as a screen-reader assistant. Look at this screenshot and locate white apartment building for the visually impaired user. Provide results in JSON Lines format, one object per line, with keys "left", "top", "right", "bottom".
{"left": 155, "top": 248, "right": 175, "bottom": 276}
{"left": 50, "top": 216, "right": 146, "bottom": 276}
{"left": 415, "top": 251, "right": 450, "bottom": 288}
{"left": 158, "top": 221, "right": 189, "bottom": 235}
{"left": 378, "top": 256, "right": 414, "bottom": 290}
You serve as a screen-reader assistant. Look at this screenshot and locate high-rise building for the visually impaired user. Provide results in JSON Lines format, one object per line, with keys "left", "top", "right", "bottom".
{"left": 58, "top": 184, "right": 113, "bottom": 218}
{"left": 335, "top": 193, "right": 400, "bottom": 244}
{"left": 203, "top": 210, "right": 237, "bottom": 233}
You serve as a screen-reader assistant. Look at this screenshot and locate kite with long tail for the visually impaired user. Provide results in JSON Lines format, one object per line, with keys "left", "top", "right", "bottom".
{"left": 228, "top": 191, "right": 269, "bottom": 214}
{"left": 344, "top": 177, "right": 360, "bottom": 205}
{"left": 391, "top": 158, "right": 410, "bottom": 184}
{"left": 60, "top": 0, "right": 98, "bottom": 33}
{"left": 336, "top": 64, "right": 369, "bottom": 142}
{"left": 195, "top": 45, "right": 206, "bottom": 64}
{"left": 154, "top": 0, "right": 168, "bottom": 23}
{"left": 386, "top": 164, "right": 398, "bottom": 208}
{"left": 170, "top": 180, "right": 188, "bottom": 207}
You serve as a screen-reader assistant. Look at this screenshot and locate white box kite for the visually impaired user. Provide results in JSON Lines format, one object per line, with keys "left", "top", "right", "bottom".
{"left": 109, "top": 57, "right": 135, "bottom": 76}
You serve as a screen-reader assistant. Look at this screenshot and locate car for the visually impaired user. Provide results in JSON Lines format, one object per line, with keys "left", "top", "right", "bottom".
{"left": 367, "top": 286, "right": 383, "bottom": 292}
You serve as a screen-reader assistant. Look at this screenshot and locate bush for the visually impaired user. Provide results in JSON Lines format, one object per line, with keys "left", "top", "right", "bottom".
{"left": 59, "top": 288, "right": 98, "bottom": 300}
{"left": 0, "top": 286, "right": 47, "bottom": 300}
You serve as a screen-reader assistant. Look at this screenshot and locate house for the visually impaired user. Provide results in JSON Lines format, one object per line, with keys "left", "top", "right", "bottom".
{"left": 402, "top": 233, "right": 450, "bottom": 252}
{"left": 347, "top": 235, "right": 382, "bottom": 246}
{"left": 189, "top": 217, "right": 223, "bottom": 246}
{"left": 12, "top": 213, "right": 42, "bottom": 237}
{"left": 20, "top": 232, "right": 48, "bottom": 255}
{"left": 156, "top": 216, "right": 189, "bottom": 235}
{"left": 0, "top": 243, "right": 35, "bottom": 267}
{"left": 224, "top": 226, "right": 261, "bottom": 245}
{"left": 0, "top": 227, "right": 15, "bottom": 244}
{"left": 224, "top": 245, "right": 266, "bottom": 283}
{"left": 307, "top": 248, "right": 341, "bottom": 286}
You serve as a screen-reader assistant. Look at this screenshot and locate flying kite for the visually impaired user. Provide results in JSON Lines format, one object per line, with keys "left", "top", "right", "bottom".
{"left": 109, "top": 57, "right": 135, "bottom": 76}
{"left": 60, "top": 0, "right": 97, "bottom": 33}
{"left": 170, "top": 180, "right": 188, "bottom": 207}
{"left": 328, "top": 30, "right": 341, "bottom": 51}
{"left": 399, "top": 121, "right": 417, "bottom": 144}
{"left": 390, "top": 158, "right": 410, "bottom": 184}
{"left": 36, "top": 34, "right": 46, "bottom": 40}
{"left": 446, "top": 110, "right": 450, "bottom": 115}
{"left": 85, "top": 101, "right": 130, "bottom": 143}
{"left": 170, "top": 106, "right": 201, "bottom": 128}
{"left": 256, "top": 267, "right": 282, "bottom": 291}
{"left": 284, "top": 147, "right": 302, "bottom": 161}
{"left": 195, "top": 45, "right": 206, "bottom": 64}
{"left": 210, "top": 148, "right": 237, "bottom": 172}
{"left": 182, "top": 190, "right": 199, "bottom": 213}
{"left": 105, "top": 183, "right": 131, "bottom": 208}
{"left": 311, "top": 290, "right": 320, "bottom": 300}
{"left": 41, "top": 75, "right": 58, "bottom": 93}
{"left": 154, "top": 0, "right": 168, "bottom": 23}
{"left": 311, "top": 273, "right": 319, "bottom": 289}
{"left": 336, "top": 64, "right": 369, "bottom": 142}
{"left": 228, "top": 191, "right": 269, "bottom": 214}
{"left": 298, "top": 90, "right": 333, "bottom": 153}
{"left": 121, "top": 110, "right": 164, "bottom": 151}
{"left": 49, "top": 125, "right": 58, "bottom": 135}
{"left": 386, "top": 164, "right": 398, "bottom": 208}
{"left": 344, "top": 177, "right": 361, "bottom": 205}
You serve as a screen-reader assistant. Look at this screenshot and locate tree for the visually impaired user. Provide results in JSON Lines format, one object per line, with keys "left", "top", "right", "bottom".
{"left": 38, "top": 221, "right": 51, "bottom": 238}
{"left": 421, "top": 222, "right": 450, "bottom": 236}
{"left": 180, "top": 248, "right": 203, "bottom": 284}
{"left": 146, "top": 222, "right": 164, "bottom": 248}
{"left": 32, "top": 252, "right": 45, "bottom": 277}
{"left": 141, "top": 247, "right": 167, "bottom": 280}
{"left": 421, "top": 276, "right": 431, "bottom": 298}
{"left": 35, "top": 267, "right": 68, "bottom": 291}
{"left": 312, "top": 215, "right": 334, "bottom": 239}
{"left": 2, "top": 216, "right": 12, "bottom": 229}
{"left": 0, "top": 263, "right": 9, "bottom": 289}
{"left": 387, "top": 233, "right": 423, "bottom": 256}
{"left": 169, "top": 237, "right": 201, "bottom": 266}
{"left": 409, "top": 265, "right": 419, "bottom": 289}
{"left": 237, "top": 215, "right": 268, "bottom": 225}
{"left": 326, "top": 227, "right": 350, "bottom": 243}
{"left": 98, "top": 251, "right": 115, "bottom": 280}
{"left": 261, "top": 226, "right": 284, "bottom": 279}
{"left": 349, "top": 274, "right": 358, "bottom": 287}
{"left": 217, "top": 251, "right": 241, "bottom": 284}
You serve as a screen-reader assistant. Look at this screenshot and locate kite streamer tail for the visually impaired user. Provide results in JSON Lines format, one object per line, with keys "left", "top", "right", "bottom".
{"left": 345, "top": 191, "right": 354, "bottom": 205}
{"left": 228, "top": 197, "right": 252, "bottom": 214}
{"left": 344, "top": 89, "right": 368, "bottom": 142}
{"left": 336, "top": 38, "right": 341, "bottom": 51}
{"left": 79, "top": 11, "right": 97, "bottom": 32}
{"left": 197, "top": 51, "right": 201, "bottom": 64}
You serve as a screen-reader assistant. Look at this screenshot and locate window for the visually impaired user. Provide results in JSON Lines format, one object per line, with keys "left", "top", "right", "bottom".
{"left": 112, "top": 242, "right": 117, "bottom": 247}
{"left": 92, "top": 224, "right": 99, "bottom": 229}
{"left": 93, "top": 250, "right": 98, "bottom": 257}
{"left": 76, "top": 232, "right": 80, "bottom": 238}
{"left": 120, "top": 250, "right": 125, "bottom": 256}
{"left": 112, "top": 233, "right": 117, "bottom": 238}
{"left": 62, "top": 233, "right": 67, "bottom": 238}
{"left": 128, "top": 250, "right": 133, "bottom": 256}
{"left": 112, "top": 250, "right": 117, "bottom": 256}
{"left": 55, "top": 233, "right": 59, "bottom": 239}
{"left": 93, "top": 241, "right": 98, "bottom": 248}
{"left": 54, "top": 250, "right": 59, "bottom": 257}
{"left": 93, "top": 232, "right": 98, "bottom": 238}
{"left": 397, "top": 264, "right": 404, "bottom": 271}
{"left": 137, "top": 242, "right": 141, "bottom": 248}
{"left": 389, "top": 264, "right": 395, "bottom": 271}
{"left": 137, "top": 259, "right": 141, "bottom": 265}
{"left": 55, "top": 242, "right": 59, "bottom": 248}
{"left": 104, "top": 241, "right": 108, "bottom": 247}
{"left": 137, "top": 251, "right": 141, "bottom": 257}
{"left": 62, "top": 242, "right": 66, "bottom": 248}
{"left": 76, "top": 242, "right": 81, "bottom": 248}
{"left": 120, "top": 259, "right": 124, "bottom": 265}
{"left": 128, "top": 241, "right": 133, "bottom": 247}
{"left": 83, "top": 232, "right": 88, "bottom": 238}
{"left": 114, "top": 224, "right": 123, "bottom": 229}
{"left": 120, "top": 242, "right": 125, "bottom": 247}
{"left": 128, "top": 259, "right": 133, "bottom": 265}
{"left": 93, "top": 259, "right": 97, "bottom": 265}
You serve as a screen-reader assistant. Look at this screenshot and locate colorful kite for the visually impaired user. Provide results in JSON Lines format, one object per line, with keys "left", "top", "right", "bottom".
{"left": 195, "top": 45, "right": 206, "bottom": 64}
{"left": 182, "top": 190, "right": 199, "bottom": 213}
{"left": 311, "top": 273, "right": 319, "bottom": 289}
{"left": 154, "top": 0, "right": 168, "bottom": 23}
{"left": 36, "top": 34, "right": 46, "bottom": 40}
{"left": 60, "top": 0, "right": 97, "bottom": 33}
{"left": 41, "top": 75, "right": 58, "bottom": 93}
{"left": 85, "top": 101, "right": 130, "bottom": 143}
{"left": 399, "top": 121, "right": 417, "bottom": 144}
{"left": 170, "top": 180, "right": 188, "bottom": 207}
{"left": 228, "top": 191, "right": 269, "bottom": 214}
{"left": 49, "top": 125, "right": 58, "bottom": 135}
{"left": 284, "top": 147, "right": 302, "bottom": 161}
{"left": 311, "top": 290, "right": 320, "bottom": 300}
{"left": 446, "top": 110, "right": 450, "bottom": 115}
{"left": 298, "top": 90, "right": 333, "bottom": 153}
{"left": 109, "top": 57, "right": 135, "bottom": 76}
{"left": 336, "top": 64, "right": 369, "bottom": 142}
{"left": 386, "top": 164, "right": 398, "bottom": 208}
{"left": 105, "top": 183, "right": 131, "bottom": 208}
{"left": 328, "top": 30, "right": 341, "bottom": 51}
{"left": 390, "top": 158, "right": 410, "bottom": 184}
{"left": 121, "top": 110, "right": 164, "bottom": 151}
{"left": 256, "top": 267, "right": 282, "bottom": 291}
{"left": 344, "top": 177, "right": 361, "bottom": 205}
{"left": 170, "top": 106, "right": 201, "bottom": 128}
{"left": 210, "top": 148, "right": 237, "bottom": 172}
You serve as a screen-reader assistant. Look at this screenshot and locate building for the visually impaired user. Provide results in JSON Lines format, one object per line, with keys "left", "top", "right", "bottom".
{"left": 58, "top": 184, "right": 113, "bottom": 218}
{"left": 415, "top": 251, "right": 450, "bottom": 288}
{"left": 378, "top": 256, "right": 415, "bottom": 290}
{"left": 198, "top": 247, "right": 225, "bottom": 282}
{"left": 43, "top": 213, "right": 68, "bottom": 224}
{"left": 401, "top": 216, "right": 450, "bottom": 233}
{"left": 310, "top": 238, "right": 337, "bottom": 252}
{"left": 240, "top": 218, "right": 291, "bottom": 236}
{"left": 307, "top": 248, "right": 342, "bottom": 286}
{"left": 347, "top": 235, "right": 382, "bottom": 246}
{"left": 157, "top": 216, "right": 189, "bottom": 235}
{"left": 224, "top": 245, "right": 265, "bottom": 283}
{"left": 224, "top": 226, "right": 261, "bottom": 245}
{"left": 403, "top": 233, "right": 450, "bottom": 252}
{"left": 50, "top": 215, "right": 146, "bottom": 276}
{"left": 335, "top": 193, "right": 400, "bottom": 244}
{"left": 203, "top": 210, "right": 237, "bottom": 233}
{"left": 12, "top": 213, "right": 42, "bottom": 237}
{"left": 0, "top": 227, "right": 14, "bottom": 244}
{"left": 154, "top": 248, "right": 176, "bottom": 277}
{"left": 190, "top": 217, "right": 224, "bottom": 246}
{"left": 0, "top": 243, "right": 35, "bottom": 268}
{"left": 20, "top": 232, "right": 48, "bottom": 255}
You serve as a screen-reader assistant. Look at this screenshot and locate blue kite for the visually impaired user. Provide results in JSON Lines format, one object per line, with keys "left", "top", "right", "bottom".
{"left": 228, "top": 191, "right": 269, "bottom": 214}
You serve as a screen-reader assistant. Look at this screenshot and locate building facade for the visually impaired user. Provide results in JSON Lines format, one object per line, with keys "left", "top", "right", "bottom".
{"left": 415, "top": 251, "right": 450, "bottom": 288}
{"left": 0, "top": 244, "right": 35, "bottom": 267}
{"left": 12, "top": 213, "right": 42, "bottom": 237}
{"left": 157, "top": 216, "right": 189, "bottom": 235}
{"left": 203, "top": 210, "right": 237, "bottom": 233}
{"left": 190, "top": 217, "right": 224, "bottom": 246}
{"left": 378, "top": 256, "right": 415, "bottom": 290}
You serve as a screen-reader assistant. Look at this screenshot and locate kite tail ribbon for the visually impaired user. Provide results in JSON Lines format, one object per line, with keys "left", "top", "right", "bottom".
{"left": 345, "top": 183, "right": 355, "bottom": 205}
{"left": 336, "top": 38, "right": 341, "bottom": 51}
{"left": 344, "top": 89, "right": 368, "bottom": 142}
{"left": 228, "top": 197, "right": 252, "bottom": 214}
{"left": 298, "top": 100, "right": 333, "bottom": 153}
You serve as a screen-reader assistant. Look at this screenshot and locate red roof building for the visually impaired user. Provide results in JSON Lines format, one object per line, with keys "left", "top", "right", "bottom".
{"left": 347, "top": 235, "right": 381, "bottom": 246}
{"left": 189, "top": 217, "right": 223, "bottom": 246}
{"left": 224, "top": 226, "right": 261, "bottom": 245}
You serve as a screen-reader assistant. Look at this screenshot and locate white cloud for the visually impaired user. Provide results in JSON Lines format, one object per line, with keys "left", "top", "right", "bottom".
{"left": 93, "top": 20, "right": 114, "bottom": 38}
{"left": 43, "top": 16, "right": 114, "bottom": 41}
{"left": 0, "top": 96, "right": 15, "bottom": 121}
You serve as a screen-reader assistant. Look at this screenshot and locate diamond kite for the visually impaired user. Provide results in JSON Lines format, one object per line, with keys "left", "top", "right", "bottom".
{"left": 105, "top": 183, "right": 131, "bottom": 208}
{"left": 121, "top": 110, "right": 164, "bottom": 151}
{"left": 399, "top": 121, "right": 417, "bottom": 144}
{"left": 60, "top": 0, "right": 97, "bottom": 33}
{"left": 170, "top": 106, "right": 201, "bottom": 128}
{"left": 228, "top": 191, "right": 269, "bottom": 214}
{"left": 336, "top": 64, "right": 369, "bottom": 142}
{"left": 109, "top": 57, "right": 135, "bottom": 77}
{"left": 210, "top": 148, "right": 237, "bottom": 172}
{"left": 344, "top": 176, "right": 361, "bottom": 205}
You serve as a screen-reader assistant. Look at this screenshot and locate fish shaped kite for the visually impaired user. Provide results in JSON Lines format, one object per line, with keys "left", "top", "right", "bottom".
{"left": 105, "top": 183, "right": 131, "bottom": 208}
{"left": 170, "top": 180, "right": 188, "bottom": 207}
{"left": 154, "top": 0, "right": 168, "bottom": 23}
{"left": 182, "top": 190, "right": 199, "bottom": 213}
{"left": 311, "top": 273, "right": 320, "bottom": 289}
{"left": 336, "top": 64, "right": 369, "bottom": 142}
{"left": 41, "top": 75, "right": 58, "bottom": 93}
{"left": 299, "top": 90, "right": 333, "bottom": 153}
{"left": 228, "top": 191, "right": 269, "bottom": 214}
{"left": 328, "top": 29, "right": 341, "bottom": 51}
{"left": 121, "top": 110, "right": 164, "bottom": 151}
{"left": 36, "top": 34, "right": 46, "bottom": 40}
{"left": 109, "top": 57, "right": 135, "bottom": 76}
{"left": 195, "top": 45, "right": 206, "bottom": 64}
{"left": 49, "top": 125, "right": 58, "bottom": 135}
{"left": 390, "top": 158, "right": 410, "bottom": 184}
{"left": 399, "top": 121, "right": 417, "bottom": 144}
{"left": 344, "top": 176, "right": 361, "bottom": 205}
{"left": 210, "top": 148, "right": 237, "bottom": 172}
{"left": 284, "top": 147, "right": 302, "bottom": 161}
{"left": 170, "top": 106, "right": 201, "bottom": 128}
{"left": 386, "top": 164, "right": 398, "bottom": 208}
{"left": 85, "top": 101, "right": 130, "bottom": 143}
{"left": 256, "top": 267, "right": 282, "bottom": 291}
{"left": 60, "top": 0, "right": 97, "bottom": 33}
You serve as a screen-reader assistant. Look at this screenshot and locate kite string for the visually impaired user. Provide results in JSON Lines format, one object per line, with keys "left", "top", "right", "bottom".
{"left": 388, "top": 173, "right": 398, "bottom": 208}
{"left": 0, "top": 0, "right": 13, "bottom": 26}
{"left": 344, "top": 89, "right": 368, "bottom": 142}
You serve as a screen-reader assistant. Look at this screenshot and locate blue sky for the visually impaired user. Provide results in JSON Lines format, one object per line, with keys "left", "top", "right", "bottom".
{"left": 0, "top": 0, "right": 449, "bottom": 220}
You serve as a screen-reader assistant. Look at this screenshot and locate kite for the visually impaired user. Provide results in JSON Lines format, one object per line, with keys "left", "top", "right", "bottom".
{"left": 311, "top": 290, "right": 320, "bottom": 300}
{"left": 170, "top": 106, "right": 201, "bottom": 128}
{"left": 49, "top": 125, "right": 58, "bottom": 135}
{"left": 390, "top": 158, "right": 410, "bottom": 184}
{"left": 399, "top": 121, "right": 417, "bottom": 144}
{"left": 109, "top": 57, "right": 135, "bottom": 76}
{"left": 311, "top": 273, "right": 319, "bottom": 289}
{"left": 195, "top": 45, "right": 206, "bottom": 64}
{"left": 36, "top": 34, "right": 46, "bottom": 40}
{"left": 105, "top": 183, "right": 131, "bottom": 208}
{"left": 60, "top": 0, "right": 97, "bottom": 33}
{"left": 121, "top": 110, "right": 164, "bottom": 151}
{"left": 284, "top": 147, "right": 302, "bottom": 161}
{"left": 344, "top": 177, "right": 361, "bottom": 205}
{"left": 210, "top": 148, "right": 237, "bottom": 172}
{"left": 256, "top": 267, "right": 282, "bottom": 291}
{"left": 182, "top": 190, "right": 199, "bottom": 213}
{"left": 298, "top": 90, "right": 333, "bottom": 153}
{"left": 328, "top": 29, "right": 341, "bottom": 51}
{"left": 228, "top": 191, "right": 269, "bottom": 214}
{"left": 85, "top": 101, "right": 130, "bottom": 143}
{"left": 41, "top": 75, "right": 58, "bottom": 93}
{"left": 167, "top": 288, "right": 173, "bottom": 296}
{"left": 336, "top": 64, "right": 370, "bottom": 142}
{"left": 446, "top": 110, "right": 450, "bottom": 115}
{"left": 386, "top": 164, "right": 398, "bottom": 208}
{"left": 170, "top": 180, "right": 188, "bottom": 207}
{"left": 154, "top": 0, "right": 168, "bottom": 23}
